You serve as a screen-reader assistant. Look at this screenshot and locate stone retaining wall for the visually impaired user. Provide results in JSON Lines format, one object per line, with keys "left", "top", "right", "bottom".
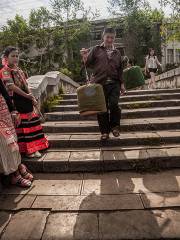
{"left": 28, "top": 71, "right": 80, "bottom": 107}
{"left": 144, "top": 67, "right": 180, "bottom": 89}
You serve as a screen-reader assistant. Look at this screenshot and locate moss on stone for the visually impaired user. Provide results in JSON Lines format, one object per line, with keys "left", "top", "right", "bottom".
{"left": 150, "top": 96, "right": 162, "bottom": 100}
{"left": 43, "top": 94, "right": 63, "bottom": 112}
{"left": 125, "top": 102, "right": 152, "bottom": 109}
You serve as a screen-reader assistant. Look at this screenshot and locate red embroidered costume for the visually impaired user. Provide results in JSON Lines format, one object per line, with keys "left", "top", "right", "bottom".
{"left": 0, "top": 65, "right": 49, "bottom": 155}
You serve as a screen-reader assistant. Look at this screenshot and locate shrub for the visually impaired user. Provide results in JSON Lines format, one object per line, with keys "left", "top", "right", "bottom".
{"left": 60, "top": 67, "right": 72, "bottom": 78}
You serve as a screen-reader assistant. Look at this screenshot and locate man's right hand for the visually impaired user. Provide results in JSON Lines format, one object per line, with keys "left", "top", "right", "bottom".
{"left": 80, "top": 48, "right": 89, "bottom": 63}
{"left": 26, "top": 93, "right": 33, "bottom": 100}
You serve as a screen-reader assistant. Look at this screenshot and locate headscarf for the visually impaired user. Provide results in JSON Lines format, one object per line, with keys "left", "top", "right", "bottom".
{"left": 1, "top": 55, "right": 28, "bottom": 88}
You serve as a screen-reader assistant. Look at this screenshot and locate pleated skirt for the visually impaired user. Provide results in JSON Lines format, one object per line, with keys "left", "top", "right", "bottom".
{"left": 16, "top": 113, "right": 49, "bottom": 154}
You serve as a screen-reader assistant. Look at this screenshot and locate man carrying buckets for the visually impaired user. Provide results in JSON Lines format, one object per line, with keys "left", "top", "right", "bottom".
{"left": 80, "top": 27, "right": 126, "bottom": 140}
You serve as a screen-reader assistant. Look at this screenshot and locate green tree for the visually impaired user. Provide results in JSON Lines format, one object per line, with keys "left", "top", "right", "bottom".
{"left": 28, "top": 7, "right": 52, "bottom": 73}
{"left": 109, "top": 0, "right": 150, "bottom": 15}
{"left": 159, "top": 0, "right": 180, "bottom": 41}
{"left": 50, "top": 0, "right": 93, "bottom": 67}
{"left": 0, "top": 15, "right": 30, "bottom": 51}
{"left": 50, "top": 0, "right": 99, "bottom": 80}
{"left": 0, "top": 2, "right": 96, "bottom": 79}
{"left": 108, "top": 0, "right": 163, "bottom": 65}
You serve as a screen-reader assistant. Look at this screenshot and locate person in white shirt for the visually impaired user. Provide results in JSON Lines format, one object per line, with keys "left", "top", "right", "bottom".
{"left": 145, "top": 48, "right": 162, "bottom": 89}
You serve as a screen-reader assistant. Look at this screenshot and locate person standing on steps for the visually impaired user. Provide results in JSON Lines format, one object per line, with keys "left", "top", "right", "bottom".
{"left": 0, "top": 46, "right": 49, "bottom": 158}
{"left": 0, "top": 77, "right": 33, "bottom": 188}
{"left": 80, "top": 28, "right": 126, "bottom": 140}
{"left": 145, "top": 48, "right": 162, "bottom": 89}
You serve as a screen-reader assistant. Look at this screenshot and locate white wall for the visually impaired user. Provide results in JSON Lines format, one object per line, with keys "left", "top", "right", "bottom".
{"left": 162, "top": 40, "right": 180, "bottom": 68}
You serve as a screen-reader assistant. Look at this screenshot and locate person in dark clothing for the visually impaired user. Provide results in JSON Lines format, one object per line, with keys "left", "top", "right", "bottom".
{"left": 80, "top": 28, "right": 126, "bottom": 140}
{"left": 0, "top": 78, "right": 15, "bottom": 112}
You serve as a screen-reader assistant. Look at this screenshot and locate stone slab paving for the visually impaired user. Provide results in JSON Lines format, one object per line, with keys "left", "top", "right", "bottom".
{"left": 43, "top": 151, "right": 70, "bottom": 172}
{"left": 0, "top": 194, "right": 35, "bottom": 210}
{"left": 99, "top": 209, "right": 180, "bottom": 239}
{"left": 0, "top": 210, "right": 49, "bottom": 240}
{"left": 42, "top": 212, "right": 99, "bottom": 240}
{"left": 32, "top": 194, "right": 143, "bottom": 211}
{"left": 0, "top": 212, "right": 11, "bottom": 236}
{"left": 141, "top": 192, "right": 180, "bottom": 208}
{"left": 2, "top": 173, "right": 83, "bottom": 196}
{"left": 1, "top": 170, "right": 180, "bottom": 239}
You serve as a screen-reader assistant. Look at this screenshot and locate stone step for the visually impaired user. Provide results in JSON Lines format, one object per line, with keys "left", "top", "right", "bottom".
{"left": 52, "top": 99, "right": 180, "bottom": 112}
{"left": 43, "top": 117, "right": 180, "bottom": 133}
{"left": 61, "top": 88, "right": 180, "bottom": 99}
{"left": 59, "top": 92, "right": 180, "bottom": 105}
{"left": 46, "top": 130, "right": 180, "bottom": 149}
{"left": 45, "top": 106, "right": 180, "bottom": 121}
{"left": 24, "top": 145, "right": 180, "bottom": 173}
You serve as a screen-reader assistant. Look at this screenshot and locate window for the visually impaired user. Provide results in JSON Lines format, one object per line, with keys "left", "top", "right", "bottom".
{"left": 167, "top": 49, "right": 174, "bottom": 63}
{"left": 176, "top": 49, "right": 180, "bottom": 63}
{"left": 116, "top": 28, "right": 123, "bottom": 38}
{"left": 92, "top": 31, "right": 101, "bottom": 40}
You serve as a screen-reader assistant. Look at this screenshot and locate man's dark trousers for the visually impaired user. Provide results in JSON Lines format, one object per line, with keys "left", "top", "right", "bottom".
{"left": 97, "top": 81, "right": 121, "bottom": 134}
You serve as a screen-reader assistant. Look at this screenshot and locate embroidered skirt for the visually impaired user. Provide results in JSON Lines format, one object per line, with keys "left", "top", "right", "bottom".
{"left": 0, "top": 95, "right": 21, "bottom": 175}
{"left": 16, "top": 112, "right": 49, "bottom": 154}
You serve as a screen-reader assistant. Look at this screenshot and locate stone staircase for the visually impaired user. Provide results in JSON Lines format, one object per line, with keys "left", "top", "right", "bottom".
{"left": 24, "top": 88, "right": 180, "bottom": 173}
{"left": 2, "top": 87, "right": 180, "bottom": 240}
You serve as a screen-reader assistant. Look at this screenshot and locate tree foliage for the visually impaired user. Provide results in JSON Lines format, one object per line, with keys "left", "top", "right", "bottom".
{"left": 0, "top": 1, "right": 92, "bottom": 79}
{"left": 159, "top": 0, "right": 180, "bottom": 42}
{"left": 109, "top": 0, "right": 150, "bottom": 15}
{"left": 108, "top": 0, "right": 163, "bottom": 65}
{"left": 0, "top": 15, "right": 30, "bottom": 50}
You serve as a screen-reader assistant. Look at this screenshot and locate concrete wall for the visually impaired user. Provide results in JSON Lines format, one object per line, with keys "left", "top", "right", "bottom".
{"left": 144, "top": 67, "right": 180, "bottom": 89}
{"left": 28, "top": 71, "right": 79, "bottom": 107}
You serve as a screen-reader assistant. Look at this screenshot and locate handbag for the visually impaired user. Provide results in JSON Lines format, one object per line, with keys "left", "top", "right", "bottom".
{"left": 77, "top": 65, "right": 107, "bottom": 116}
{"left": 123, "top": 66, "right": 145, "bottom": 90}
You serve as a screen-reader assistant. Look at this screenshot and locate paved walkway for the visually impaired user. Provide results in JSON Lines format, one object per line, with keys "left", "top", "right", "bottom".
{"left": 1, "top": 169, "right": 180, "bottom": 239}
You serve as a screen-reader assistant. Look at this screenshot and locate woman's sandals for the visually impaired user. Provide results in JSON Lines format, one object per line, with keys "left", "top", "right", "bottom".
{"left": 19, "top": 164, "right": 34, "bottom": 182}
{"left": 11, "top": 174, "right": 31, "bottom": 188}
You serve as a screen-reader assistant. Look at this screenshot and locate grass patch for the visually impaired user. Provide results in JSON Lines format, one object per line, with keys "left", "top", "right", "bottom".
{"left": 150, "top": 96, "right": 162, "bottom": 100}
{"left": 125, "top": 102, "right": 152, "bottom": 109}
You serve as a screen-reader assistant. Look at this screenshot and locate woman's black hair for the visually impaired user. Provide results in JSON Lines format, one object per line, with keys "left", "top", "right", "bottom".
{"left": 148, "top": 48, "right": 156, "bottom": 58}
{"left": 128, "top": 58, "right": 134, "bottom": 66}
{"left": 3, "top": 46, "right": 18, "bottom": 57}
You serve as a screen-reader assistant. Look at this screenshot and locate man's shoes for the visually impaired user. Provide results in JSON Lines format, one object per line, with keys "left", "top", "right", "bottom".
{"left": 112, "top": 127, "right": 120, "bottom": 137}
{"left": 101, "top": 134, "right": 109, "bottom": 140}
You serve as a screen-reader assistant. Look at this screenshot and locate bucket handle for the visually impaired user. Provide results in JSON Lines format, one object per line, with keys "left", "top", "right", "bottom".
{"left": 84, "top": 63, "right": 91, "bottom": 85}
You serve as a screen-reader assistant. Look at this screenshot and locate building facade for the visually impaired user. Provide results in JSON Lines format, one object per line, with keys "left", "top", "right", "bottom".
{"left": 161, "top": 40, "right": 180, "bottom": 68}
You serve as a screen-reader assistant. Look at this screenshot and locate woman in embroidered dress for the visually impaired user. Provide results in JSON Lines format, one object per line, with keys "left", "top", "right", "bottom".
{"left": 0, "top": 77, "right": 33, "bottom": 187}
{"left": 145, "top": 48, "right": 162, "bottom": 89}
{"left": 0, "top": 47, "right": 49, "bottom": 158}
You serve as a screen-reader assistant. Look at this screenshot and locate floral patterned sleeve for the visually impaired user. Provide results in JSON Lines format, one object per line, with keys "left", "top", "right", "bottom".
{"left": 0, "top": 68, "right": 14, "bottom": 87}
